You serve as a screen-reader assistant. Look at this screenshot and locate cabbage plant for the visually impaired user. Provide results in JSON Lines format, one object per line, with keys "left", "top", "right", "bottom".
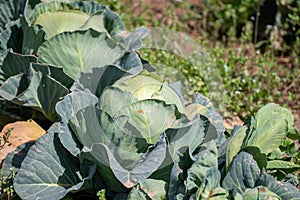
{"left": 3, "top": 64, "right": 225, "bottom": 199}
{"left": 5, "top": 64, "right": 299, "bottom": 199}
{"left": 0, "top": 0, "right": 299, "bottom": 200}
{"left": 0, "top": 0, "right": 146, "bottom": 125}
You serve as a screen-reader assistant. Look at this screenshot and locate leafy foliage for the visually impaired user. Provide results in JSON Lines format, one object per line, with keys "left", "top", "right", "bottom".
{"left": 0, "top": 0, "right": 299, "bottom": 200}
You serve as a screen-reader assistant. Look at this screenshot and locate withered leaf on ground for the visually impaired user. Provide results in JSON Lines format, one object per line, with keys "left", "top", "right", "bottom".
{"left": 0, "top": 120, "right": 46, "bottom": 165}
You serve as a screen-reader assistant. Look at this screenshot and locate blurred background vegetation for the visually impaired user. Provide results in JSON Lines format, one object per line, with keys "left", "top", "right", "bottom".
{"left": 97, "top": 0, "right": 299, "bottom": 128}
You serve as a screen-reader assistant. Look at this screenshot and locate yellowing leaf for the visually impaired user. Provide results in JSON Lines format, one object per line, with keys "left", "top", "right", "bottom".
{"left": 0, "top": 120, "right": 46, "bottom": 165}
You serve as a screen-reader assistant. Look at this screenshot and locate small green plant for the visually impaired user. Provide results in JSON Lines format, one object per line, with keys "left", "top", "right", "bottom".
{"left": 0, "top": 128, "right": 13, "bottom": 150}
{"left": 0, "top": 168, "right": 15, "bottom": 200}
{"left": 97, "top": 189, "right": 106, "bottom": 200}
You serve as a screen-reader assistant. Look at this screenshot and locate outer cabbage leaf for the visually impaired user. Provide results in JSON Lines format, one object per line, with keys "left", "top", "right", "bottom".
{"left": 56, "top": 91, "right": 98, "bottom": 123}
{"left": 166, "top": 114, "right": 207, "bottom": 163}
{"left": 71, "top": 65, "right": 136, "bottom": 97}
{"left": 0, "top": 18, "right": 45, "bottom": 58}
{"left": 127, "top": 179, "right": 167, "bottom": 200}
{"left": 0, "top": 0, "right": 26, "bottom": 31}
{"left": 17, "top": 64, "right": 68, "bottom": 121}
{"left": 225, "top": 126, "right": 248, "bottom": 169}
{"left": 1, "top": 142, "right": 35, "bottom": 177}
{"left": 29, "top": 1, "right": 124, "bottom": 39}
{"left": 14, "top": 124, "right": 96, "bottom": 200}
{"left": 186, "top": 93, "right": 226, "bottom": 146}
{"left": 258, "top": 171, "right": 300, "bottom": 199}
{"left": 246, "top": 103, "right": 293, "bottom": 154}
{"left": 185, "top": 141, "right": 219, "bottom": 194}
{"left": 0, "top": 20, "right": 22, "bottom": 56}
{"left": 37, "top": 30, "right": 124, "bottom": 79}
{"left": 247, "top": 117, "right": 288, "bottom": 154}
{"left": 0, "top": 61, "right": 69, "bottom": 121}
{"left": 0, "top": 51, "right": 36, "bottom": 83}
{"left": 222, "top": 151, "right": 261, "bottom": 194}
{"left": 222, "top": 151, "right": 300, "bottom": 199}
{"left": 81, "top": 136, "right": 167, "bottom": 189}
{"left": 255, "top": 103, "right": 294, "bottom": 129}
{"left": 55, "top": 91, "right": 98, "bottom": 155}
{"left": 20, "top": 17, "right": 46, "bottom": 54}
{"left": 242, "top": 187, "right": 280, "bottom": 199}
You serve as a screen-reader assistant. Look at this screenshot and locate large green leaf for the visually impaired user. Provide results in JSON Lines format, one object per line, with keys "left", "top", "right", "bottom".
{"left": 258, "top": 171, "right": 300, "bottom": 199}
{"left": 0, "top": 17, "right": 45, "bottom": 56}
{"left": 188, "top": 93, "right": 226, "bottom": 146}
{"left": 244, "top": 104, "right": 294, "bottom": 155}
{"left": 0, "top": 56, "right": 73, "bottom": 120}
{"left": 114, "top": 100, "right": 188, "bottom": 144}
{"left": 20, "top": 17, "right": 46, "bottom": 54}
{"left": 69, "top": 106, "right": 147, "bottom": 170}
{"left": 255, "top": 103, "right": 294, "bottom": 129}
{"left": 71, "top": 65, "right": 132, "bottom": 97}
{"left": 99, "top": 86, "right": 137, "bottom": 117}
{"left": 127, "top": 179, "right": 167, "bottom": 200}
{"left": 15, "top": 64, "right": 69, "bottom": 121}
{"left": 243, "top": 104, "right": 294, "bottom": 154}
{"left": 0, "top": 0, "right": 26, "bottom": 31}
{"left": 55, "top": 91, "right": 98, "bottom": 123}
{"left": 81, "top": 136, "right": 167, "bottom": 189}
{"left": 223, "top": 151, "right": 300, "bottom": 199}
{"left": 1, "top": 142, "right": 35, "bottom": 177}
{"left": 266, "top": 160, "right": 300, "bottom": 171}
{"left": 0, "top": 20, "right": 22, "bottom": 55}
{"left": 241, "top": 187, "right": 280, "bottom": 199}
{"left": 225, "top": 126, "right": 247, "bottom": 169}
{"left": 0, "top": 51, "right": 36, "bottom": 83}
{"left": 222, "top": 151, "right": 261, "bottom": 194}
{"left": 14, "top": 125, "right": 96, "bottom": 200}
{"left": 246, "top": 117, "right": 288, "bottom": 154}
{"left": 113, "top": 71, "right": 185, "bottom": 113}
{"left": 0, "top": 17, "right": 45, "bottom": 59}
{"left": 37, "top": 30, "right": 124, "bottom": 79}
{"left": 166, "top": 115, "right": 207, "bottom": 162}
{"left": 33, "top": 10, "right": 91, "bottom": 39}
{"left": 186, "top": 140, "right": 219, "bottom": 194}
{"left": 29, "top": 1, "right": 124, "bottom": 39}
